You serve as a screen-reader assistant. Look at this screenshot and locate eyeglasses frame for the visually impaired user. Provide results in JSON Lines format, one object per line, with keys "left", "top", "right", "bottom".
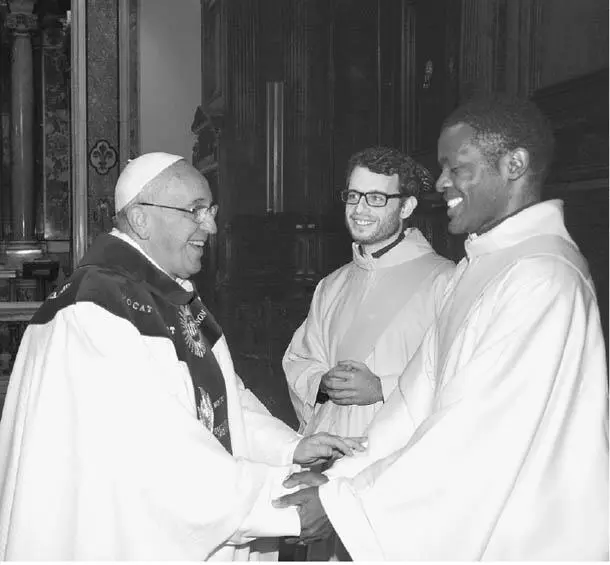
{"left": 340, "top": 189, "right": 404, "bottom": 208}
{"left": 138, "top": 202, "right": 218, "bottom": 223}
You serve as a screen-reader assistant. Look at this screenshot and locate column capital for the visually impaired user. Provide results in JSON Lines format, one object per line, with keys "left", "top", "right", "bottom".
{"left": 8, "top": 0, "right": 35, "bottom": 12}
{"left": 6, "top": 0, "right": 37, "bottom": 34}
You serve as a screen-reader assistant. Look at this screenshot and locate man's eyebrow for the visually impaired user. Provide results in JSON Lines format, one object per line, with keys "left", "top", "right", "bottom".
{"left": 189, "top": 198, "right": 212, "bottom": 206}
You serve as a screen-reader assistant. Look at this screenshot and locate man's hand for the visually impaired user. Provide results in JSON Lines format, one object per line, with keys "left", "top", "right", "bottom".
{"left": 283, "top": 470, "right": 328, "bottom": 489}
{"left": 273, "top": 486, "right": 333, "bottom": 544}
{"left": 293, "top": 432, "right": 366, "bottom": 466}
{"left": 320, "top": 360, "right": 383, "bottom": 406}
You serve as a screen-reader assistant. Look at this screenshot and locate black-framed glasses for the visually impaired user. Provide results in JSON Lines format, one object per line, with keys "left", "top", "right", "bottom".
{"left": 138, "top": 202, "right": 218, "bottom": 223}
{"left": 340, "top": 189, "right": 403, "bottom": 208}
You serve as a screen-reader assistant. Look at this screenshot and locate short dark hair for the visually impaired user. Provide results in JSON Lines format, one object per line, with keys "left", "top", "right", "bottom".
{"left": 345, "top": 146, "right": 434, "bottom": 198}
{"left": 442, "top": 93, "right": 555, "bottom": 185}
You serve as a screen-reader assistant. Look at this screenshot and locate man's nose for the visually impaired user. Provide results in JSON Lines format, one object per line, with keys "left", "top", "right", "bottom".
{"left": 200, "top": 217, "right": 217, "bottom": 235}
{"left": 354, "top": 194, "right": 369, "bottom": 212}
{"left": 435, "top": 172, "right": 449, "bottom": 193}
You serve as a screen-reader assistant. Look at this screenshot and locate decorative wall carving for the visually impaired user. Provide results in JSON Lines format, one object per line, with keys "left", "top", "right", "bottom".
{"left": 89, "top": 139, "right": 118, "bottom": 175}
{"left": 86, "top": 0, "right": 119, "bottom": 242}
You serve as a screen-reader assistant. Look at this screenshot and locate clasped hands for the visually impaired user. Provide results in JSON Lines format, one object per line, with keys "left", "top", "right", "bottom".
{"left": 320, "top": 360, "right": 383, "bottom": 406}
{"left": 283, "top": 431, "right": 366, "bottom": 546}
{"left": 273, "top": 470, "right": 333, "bottom": 545}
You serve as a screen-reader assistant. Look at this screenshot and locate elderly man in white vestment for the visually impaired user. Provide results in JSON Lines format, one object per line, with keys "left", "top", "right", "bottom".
{"left": 274, "top": 94, "right": 609, "bottom": 560}
{"left": 0, "top": 153, "right": 365, "bottom": 561}
{"left": 283, "top": 147, "right": 454, "bottom": 439}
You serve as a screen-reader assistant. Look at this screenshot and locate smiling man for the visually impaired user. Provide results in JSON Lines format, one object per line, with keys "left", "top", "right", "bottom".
{"left": 0, "top": 153, "right": 365, "bottom": 561}
{"left": 275, "top": 95, "right": 608, "bottom": 560}
{"left": 282, "top": 147, "right": 454, "bottom": 559}
{"left": 284, "top": 148, "right": 454, "bottom": 439}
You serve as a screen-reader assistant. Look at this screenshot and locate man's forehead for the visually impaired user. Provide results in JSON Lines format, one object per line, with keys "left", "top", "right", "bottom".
{"left": 349, "top": 166, "right": 399, "bottom": 191}
{"left": 442, "top": 123, "right": 475, "bottom": 145}
{"left": 167, "top": 170, "right": 212, "bottom": 202}
{"left": 438, "top": 123, "right": 481, "bottom": 161}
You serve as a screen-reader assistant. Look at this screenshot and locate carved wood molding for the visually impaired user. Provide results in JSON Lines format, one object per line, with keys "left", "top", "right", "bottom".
{"left": 0, "top": 301, "right": 41, "bottom": 321}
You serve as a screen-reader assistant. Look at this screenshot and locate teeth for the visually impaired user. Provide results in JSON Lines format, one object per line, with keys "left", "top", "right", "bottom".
{"left": 189, "top": 241, "right": 205, "bottom": 247}
{"left": 353, "top": 219, "right": 374, "bottom": 226}
{"left": 447, "top": 198, "right": 463, "bottom": 209}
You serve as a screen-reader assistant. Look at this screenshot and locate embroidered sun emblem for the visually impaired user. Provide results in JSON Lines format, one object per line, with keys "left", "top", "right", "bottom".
{"left": 197, "top": 386, "right": 214, "bottom": 431}
{"left": 178, "top": 305, "right": 206, "bottom": 358}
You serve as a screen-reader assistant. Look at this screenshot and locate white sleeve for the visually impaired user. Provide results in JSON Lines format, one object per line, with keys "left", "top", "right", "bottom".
{"left": 282, "top": 281, "right": 330, "bottom": 429}
{"left": 319, "top": 259, "right": 608, "bottom": 560}
{"left": 235, "top": 372, "right": 302, "bottom": 465}
{"left": 210, "top": 335, "right": 302, "bottom": 465}
{"left": 33, "top": 303, "right": 300, "bottom": 557}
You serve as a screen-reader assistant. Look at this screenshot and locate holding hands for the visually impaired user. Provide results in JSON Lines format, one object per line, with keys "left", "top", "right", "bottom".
{"left": 273, "top": 486, "right": 333, "bottom": 544}
{"left": 293, "top": 432, "right": 366, "bottom": 466}
{"left": 320, "top": 360, "right": 383, "bottom": 406}
{"left": 283, "top": 470, "right": 328, "bottom": 489}
{"left": 276, "top": 361, "right": 378, "bottom": 549}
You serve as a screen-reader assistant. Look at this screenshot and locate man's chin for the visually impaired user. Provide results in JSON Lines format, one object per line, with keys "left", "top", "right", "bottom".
{"left": 180, "top": 264, "right": 203, "bottom": 279}
{"left": 447, "top": 220, "right": 467, "bottom": 235}
{"left": 351, "top": 236, "right": 379, "bottom": 247}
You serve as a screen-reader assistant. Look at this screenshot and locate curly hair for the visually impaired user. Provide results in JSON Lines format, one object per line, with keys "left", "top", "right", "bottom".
{"left": 345, "top": 146, "right": 434, "bottom": 197}
{"left": 442, "top": 93, "right": 555, "bottom": 186}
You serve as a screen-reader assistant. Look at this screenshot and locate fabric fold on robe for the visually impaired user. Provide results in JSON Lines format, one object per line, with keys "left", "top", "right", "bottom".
{"left": 320, "top": 200, "right": 609, "bottom": 560}
{"left": 0, "top": 232, "right": 302, "bottom": 561}
{"left": 283, "top": 227, "right": 454, "bottom": 437}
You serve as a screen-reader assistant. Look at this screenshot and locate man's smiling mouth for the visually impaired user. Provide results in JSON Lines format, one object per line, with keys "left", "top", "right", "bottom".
{"left": 447, "top": 197, "right": 464, "bottom": 209}
{"left": 352, "top": 218, "right": 375, "bottom": 226}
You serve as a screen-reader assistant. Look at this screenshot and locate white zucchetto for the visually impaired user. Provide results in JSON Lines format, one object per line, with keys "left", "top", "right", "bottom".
{"left": 114, "top": 152, "right": 184, "bottom": 212}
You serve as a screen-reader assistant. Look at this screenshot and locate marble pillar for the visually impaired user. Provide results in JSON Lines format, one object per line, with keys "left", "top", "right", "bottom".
{"left": 6, "top": 0, "right": 36, "bottom": 242}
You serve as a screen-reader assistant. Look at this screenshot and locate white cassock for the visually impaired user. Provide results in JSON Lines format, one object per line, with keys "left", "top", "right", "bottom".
{"left": 0, "top": 231, "right": 302, "bottom": 561}
{"left": 320, "top": 200, "right": 609, "bottom": 560}
{"left": 283, "top": 227, "right": 455, "bottom": 436}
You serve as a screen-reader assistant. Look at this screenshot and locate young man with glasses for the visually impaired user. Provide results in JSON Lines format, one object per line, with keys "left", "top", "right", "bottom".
{"left": 282, "top": 146, "right": 455, "bottom": 558}
{"left": 0, "top": 153, "right": 365, "bottom": 561}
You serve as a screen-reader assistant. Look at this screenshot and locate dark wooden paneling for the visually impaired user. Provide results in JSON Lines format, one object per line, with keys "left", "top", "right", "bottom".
{"left": 330, "top": 0, "right": 380, "bottom": 195}
{"left": 532, "top": 68, "right": 609, "bottom": 184}
{"left": 281, "top": 0, "right": 334, "bottom": 215}
{"left": 221, "top": 0, "right": 262, "bottom": 220}
{"left": 204, "top": 0, "right": 464, "bottom": 425}
{"left": 410, "top": 0, "right": 461, "bottom": 172}
{"left": 378, "top": 0, "right": 404, "bottom": 148}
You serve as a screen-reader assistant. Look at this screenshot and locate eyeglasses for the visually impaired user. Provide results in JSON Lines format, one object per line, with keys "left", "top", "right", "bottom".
{"left": 138, "top": 202, "right": 218, "bottom": 223}
{"left": 340, "top": 189, "right": 403, "bottom": 208}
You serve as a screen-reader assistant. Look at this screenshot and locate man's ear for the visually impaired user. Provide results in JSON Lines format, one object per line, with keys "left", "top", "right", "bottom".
{"left": 126, "top": 205, "right": 150, "bottom": 240}
{"left": 506, "top": 148, "right": 529, "bottom": 181}
{"left": 400, "top": 196, "right": 418, "bottom": 220}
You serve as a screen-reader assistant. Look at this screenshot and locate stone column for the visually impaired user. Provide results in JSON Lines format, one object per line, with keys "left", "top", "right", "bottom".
{"left": 6, "top": 0, "right": 37, "bottom": 241}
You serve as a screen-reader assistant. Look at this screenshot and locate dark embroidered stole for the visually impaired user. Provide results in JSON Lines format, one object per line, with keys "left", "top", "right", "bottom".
{"left": 174, "top": 294, "right": 232, "bottom": 454}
